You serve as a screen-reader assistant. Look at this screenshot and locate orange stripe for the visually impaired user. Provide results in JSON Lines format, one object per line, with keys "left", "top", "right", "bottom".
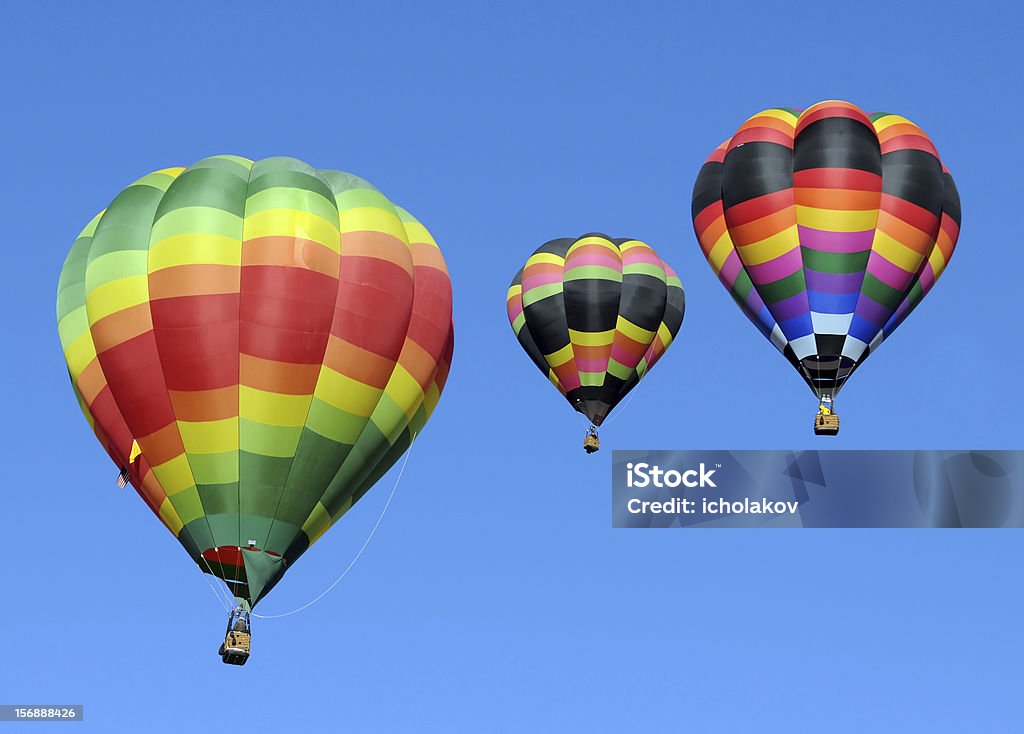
{"left": 875, "top": 122, "right": 926, "bottom": 142}
{"left": 240, "top": 353, "right": 321, "bottom": 394}
{"left": 737, "top": 115, "right": 796, "bottom": 137}
{"left": 399, "top": 339, "right": 440, "bottom": 387}
{"left": 411, "top": 242, "right": 448, "bottom": 271}
{"left": 168, "top": 386, "right": 238, "bottom": 422}
{"left": 727, "top": 207, "right": 794, "bottom": 244}
{"left": 149, "top": 264, "right": 239, "bottom": 300}
{"left": 323, "top": 337, "right": 397, "bottom": 389}
{"left": 137, "top": 421, "right": 187, "bottom": 466}
{"left": 77, "top": 358, "right": 109, "bottom": 405}
{"left": 242, "top": 236, "right": 341, "bottom": 278}
{"left": 876, "top": 211, "right": 935, "bottom": 255}
{"left": 90, "top": 302, "right": 153, "bottom": 353}
{"left": 794, "top": 188, "right": 882, "bottom": 210}
{"left": 339, "top": 230, "right": 414, "bottom": 275}
{"left": 698, "top": 214, "right": 728, "bottom": 257}
{"left": 572, "top": 344, "right": 613, "bottom": 360}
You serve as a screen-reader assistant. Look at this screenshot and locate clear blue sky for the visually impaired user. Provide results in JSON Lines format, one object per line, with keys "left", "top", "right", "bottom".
{"left": 2, "top": 1, "right": 1021, "bottom": 730}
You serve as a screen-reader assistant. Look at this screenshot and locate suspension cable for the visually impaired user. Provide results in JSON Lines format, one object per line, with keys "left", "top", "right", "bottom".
{"left": 252, "top": 435, "right": 417, "bottom": 620}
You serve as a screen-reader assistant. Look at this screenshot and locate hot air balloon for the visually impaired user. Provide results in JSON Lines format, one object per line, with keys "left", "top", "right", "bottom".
{"left": 506, "top": 234, "right": 684, "bottom": 453}
{"left": 55, "top": 155, "right": 454, "bottom": 664}
{"left": 692, "top": 101, "right": 960, "bottom": 435}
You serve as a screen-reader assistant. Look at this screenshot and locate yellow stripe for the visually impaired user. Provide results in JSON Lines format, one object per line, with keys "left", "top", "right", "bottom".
{"left": 707, "top": 233, "right": 734, "bottom": 274}
{"left": 240, "top": 385, "right": 311, "bottom": 427}
{"left": 507, "top": 284, "right": 522, "bottom": 299}
{"left": 795, "top": 207, "right": 877, "bottom": 232}
{"left": 64, "top": 333, "right": 98, "bottom": 379}
{"left": 149, "top": 233, "right": 241, "bottom": 270}
{"left": 871, "top": 114, "right": 915, "bottom": 133}
{"left": 158, "top": 497, "right": 185, "bottom": 535}
{"left": 735, "top": 226, "right": 799, "bottom": 266}
{"left": 545, "top": 343, "right": 574, "bottom": 367}
{"left": 402, "top": 221, "right": 437, "bottom": 246}
{"left": 569, "top": 328, "right": 615, "bottom": 347}
{"left": 150, "top": 454, "right": 196, "bottom": 496}
{"left": 153, "top": 166, "right": 187, "bottom": 178}
{"left": 338, "top": 206, "right": 406, "bottom": 243}
{"left": 85, "top": 275, "right": 149, "bottom": 324}
{"left": 568, "top": 236, "right": 617, "bottom": 253}
{"left": 526, "top": 252, "right": 564, "bottom": 267}
{"left": 617, "top": 240, "right": 650, "bottom": 252}
{"left": 246, "top": 209, "right": 341, "bottom": 252}
{"left": 383, "top": 365, "right": 425, "bottom": 421}
{"left": 302, "top": 502, "right": 332, "bottom": 545}
{"left": 748, "top": 108, "right": 798, "bottom": 126}
{"left": 177, "top": 417, "right": 239, "bottom": 454}
{"left": 615, "top": 316, "right": 655, "bottom": 344}
{"left": 315, "top": 367, "right": 383, "bottom": 417}
{"left": 872, "top": 232, "right": 925, "bottom": 273}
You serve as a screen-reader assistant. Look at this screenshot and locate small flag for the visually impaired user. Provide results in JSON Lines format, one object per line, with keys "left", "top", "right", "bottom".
{"left": 117, "top": 467, "right": 130, "bottom": 489}
{"left": 129, "top": 439, "right": 142, "bottom": 463}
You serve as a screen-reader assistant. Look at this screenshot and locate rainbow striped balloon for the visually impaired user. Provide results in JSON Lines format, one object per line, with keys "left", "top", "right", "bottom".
{"left": 56, "top": 155, "right": 454, "bottom": 607}
{"left": 692, "top": 100, "right": 960, "bottom": 401}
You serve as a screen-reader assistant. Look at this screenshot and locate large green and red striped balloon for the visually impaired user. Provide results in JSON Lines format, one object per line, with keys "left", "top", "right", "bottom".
{"left": 692, "top": 100, "right": 960, "bottom": 401}
{"left": 56, "top": 155, "right": 454, "bottom": 607}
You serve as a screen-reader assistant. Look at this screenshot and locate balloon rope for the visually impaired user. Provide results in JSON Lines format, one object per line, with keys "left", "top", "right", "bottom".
{"left": 198, "top": 553, "right": 233, "bottom": 612}
{"left": 602, "top": 390, "right": 637, "bottom": 428}
{"left": 252, "top": 435, "right": 416, "bottom": 620}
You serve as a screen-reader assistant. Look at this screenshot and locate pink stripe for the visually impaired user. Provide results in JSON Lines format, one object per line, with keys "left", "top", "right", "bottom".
{"left": 746, "top": 249, "right": 802, "bottom": 285}
{"left": 565, "top": 252, "right": 622, "bottom": 270}
{"left": 797, "top": 226, "right": 875, "bottom": 253}
{"left": 611, "top": 343, "right": 644, "bottom": 368}
{"left": 719, "top": 250, "right": 743, "bottom": 287}
{"left": 575, "top": 357, "right": 609, "bottom": 373}
{"left": 506, "top": 299, "right": 523, "bottom": 322}
{"left": 622, "top": 249, "right": 662, "bottom": 267}
{"left": 522, "top": 272, "right": 563, "bottom": 291}
{"left": 866, "top": 252, "right": 914, "bottom": 290}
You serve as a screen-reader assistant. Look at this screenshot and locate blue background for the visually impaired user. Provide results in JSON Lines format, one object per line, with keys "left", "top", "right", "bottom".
{"left": 2, "top": 1, "right": 1020, "bottom": 730}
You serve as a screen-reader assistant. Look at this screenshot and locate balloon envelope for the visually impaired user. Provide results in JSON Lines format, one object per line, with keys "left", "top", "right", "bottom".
{"left": 692, "top": 101, "right": 960, "bottom": 398}
{"left": 56, "top": 155, "right": 454, "bottom": 607}
{"left": 506, "top": 234, "right": 684, "bottom": 426}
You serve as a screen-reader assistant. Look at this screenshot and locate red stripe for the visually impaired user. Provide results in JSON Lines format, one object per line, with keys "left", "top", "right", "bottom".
{"left": 880, "top": 193, "right": 941, "bottom": 233}
{"left": 880, "top": 134, "right": 939, "bottom": 157}
{"left": 96, "top": 331, "right": 179, "bottom": 435}
{"left": 332, "top": 257, "right": 413, "bottom": 358}
{"left": 796, "top": 104, "right": 873, "bottom": 135}
{"left": 693, "top": 201, "right": 723, "bottom": 237}
{"left": 723, "top": 189, "right": 794, "bottom": 227}
{"left": 793, "top": 168, "right": 882, "bottom": 191}
{"left": 202, "top": 545, "right": 281, "bottom": 568}
{"left": 729, "top": 126, "right": 793, "bottom": 149}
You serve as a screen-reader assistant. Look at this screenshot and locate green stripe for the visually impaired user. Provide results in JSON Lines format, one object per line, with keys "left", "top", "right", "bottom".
{"left": 522, "top": 282, "right": 562, "bottom": 306}
{"left": 860, "top": 273, "right": 903, "bottom": 309}
{"left": 563, "top": 265, "right": 622, "bottom": 282}
{"left": 755, "top": 269, "right": 807, "bottom": 303}
{"left": 801, "top": 247, "right": 870, "bottom": 274}
{"left": 154, "top": 166, "right": 249, "bottom": 219}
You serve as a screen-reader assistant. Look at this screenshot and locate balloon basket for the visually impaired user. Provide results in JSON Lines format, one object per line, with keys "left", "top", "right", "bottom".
{"left": 814, "top": 412, "right": 840, "bottom": 436}
{"left": 219, "top": 606, "right": 252, "bottom": 665}
{"left": 583, "top": 434, "right": 600, "bottom": 454}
